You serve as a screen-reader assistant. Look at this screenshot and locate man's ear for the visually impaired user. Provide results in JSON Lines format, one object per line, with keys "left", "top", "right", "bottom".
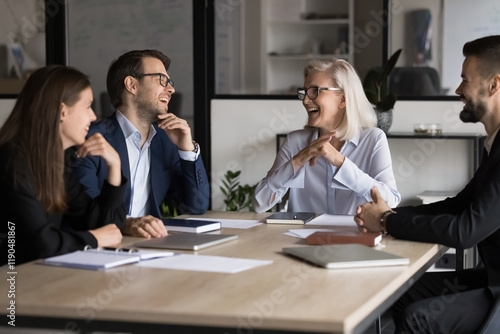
{"left": 490, "top": 75, "right": 500, "bottom": 95}
{"left": 124, "top": 76, "right": 137, "bottom": 95}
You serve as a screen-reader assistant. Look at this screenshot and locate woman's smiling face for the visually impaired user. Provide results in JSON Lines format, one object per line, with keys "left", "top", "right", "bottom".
{"left": 302, "top": 71, "right": 345, "bottom": 133}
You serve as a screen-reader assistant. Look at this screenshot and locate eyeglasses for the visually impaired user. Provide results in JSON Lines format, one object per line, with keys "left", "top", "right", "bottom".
{"left": 297, "top": 87, "right": 341, "bottom": 100}
{"left": 134, "top": 73, "right": 174, "bottom": 88}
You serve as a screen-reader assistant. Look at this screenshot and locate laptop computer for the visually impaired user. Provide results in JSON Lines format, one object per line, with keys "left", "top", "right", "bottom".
{"left": 282, "top": 244, "right": 409, "bottom": 269}
{"left": 133, "top": 233, "right": 238, "bottom": 251}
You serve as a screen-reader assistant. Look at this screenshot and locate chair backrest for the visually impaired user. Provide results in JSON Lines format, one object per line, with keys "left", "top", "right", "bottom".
{"left": 478, "top": 294, "right": 500, "bottom": 333}
{"left": 389, "top": 66, "right": 441, "bottom": 96}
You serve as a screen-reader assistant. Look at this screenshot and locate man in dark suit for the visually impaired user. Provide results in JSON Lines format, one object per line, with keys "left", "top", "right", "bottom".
{"left": 77, "top": 50, "right": 209, "bottom": 239}
{"left": 355, "top": 35, "right": 500, "bottom": 333}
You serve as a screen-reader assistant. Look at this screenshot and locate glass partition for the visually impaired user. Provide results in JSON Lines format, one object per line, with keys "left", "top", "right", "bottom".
{"left": 0, "top": 0, "right": 46, "bottom": 96}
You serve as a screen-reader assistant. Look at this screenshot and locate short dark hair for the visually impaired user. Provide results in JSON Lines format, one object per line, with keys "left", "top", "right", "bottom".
{"left": 106, "top": 49, "right": 171, "bottom": 109}
{"left": 463, "top": 35, "right": 500, "bottom": 79}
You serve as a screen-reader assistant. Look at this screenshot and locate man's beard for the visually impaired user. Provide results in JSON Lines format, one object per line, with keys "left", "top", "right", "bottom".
{"left": 137, "top": 99, "right": 166, "bottom": 125}
{"left": 459, "top": 91, "right": 487, "bottom": 124}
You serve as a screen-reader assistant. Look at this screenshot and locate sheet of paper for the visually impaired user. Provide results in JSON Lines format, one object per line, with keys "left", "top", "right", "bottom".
{"left": 306, "top": 214, "right": 356, "bottom": 226}
{"left": 136, "top": 254, "right": 272, "bottom": 273}
{"left": 187, "top": 218, "right": 262, "bottom": 229}
{"left": 285, "top": 228, "right": 337, "bottom": 239}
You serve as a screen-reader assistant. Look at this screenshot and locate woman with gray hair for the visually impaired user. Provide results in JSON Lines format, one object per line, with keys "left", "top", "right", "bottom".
{"left": 253, "top": 58, "right": 400, "bottom": 214}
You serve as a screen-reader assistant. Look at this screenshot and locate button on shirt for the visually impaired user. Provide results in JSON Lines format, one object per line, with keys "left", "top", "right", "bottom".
{"left": 252, "top": 127, "right": 401, "bottom": 214}
{"left": 116, "top": 111, "right": 199, "bottom": 217}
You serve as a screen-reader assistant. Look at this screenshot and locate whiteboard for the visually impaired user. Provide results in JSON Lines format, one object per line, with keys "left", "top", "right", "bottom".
{"left": 67, "top": 0, "right": 193, "bottom": 119}
{"left": 443, "top": 0, "right": 500, "bottom": 94}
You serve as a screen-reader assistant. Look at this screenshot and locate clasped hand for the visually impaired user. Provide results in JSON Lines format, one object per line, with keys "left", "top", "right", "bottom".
{"left": 292, "top": 132, "right": 345, "bottom": 171}
{"left": 354, "top": 187, "right": 391, "bottom": 233}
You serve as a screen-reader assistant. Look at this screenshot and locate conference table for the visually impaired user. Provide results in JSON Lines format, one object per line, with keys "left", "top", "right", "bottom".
{"left": 0, "top": 211, "right": 447, "bottom": 334}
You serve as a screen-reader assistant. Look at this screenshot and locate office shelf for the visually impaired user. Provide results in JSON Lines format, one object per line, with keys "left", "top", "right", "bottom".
{"left": 261, "top": 0, "right": 354, "bottom": 94}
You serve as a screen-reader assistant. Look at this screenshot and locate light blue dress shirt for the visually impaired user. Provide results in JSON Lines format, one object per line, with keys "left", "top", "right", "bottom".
{"left": 116, "top": 111, "right": 199, "bottom": 217}
{"left": 253, "top": 126, "right": 401, "bottom": 214}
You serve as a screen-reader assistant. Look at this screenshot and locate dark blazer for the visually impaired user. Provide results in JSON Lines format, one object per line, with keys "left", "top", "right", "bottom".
{"left": 76, "top": 112, "right": 210, "bottom": 217}
{"left": 0, "top": 142, "right": 126, "bottom": 265}
{"left": 387, "top": 133, "right": 500, "bottom": 294}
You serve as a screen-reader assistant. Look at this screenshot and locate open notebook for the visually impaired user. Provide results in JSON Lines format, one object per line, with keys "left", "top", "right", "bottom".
{"left": 40, "top": 247, "right": 174, "bottom": 270}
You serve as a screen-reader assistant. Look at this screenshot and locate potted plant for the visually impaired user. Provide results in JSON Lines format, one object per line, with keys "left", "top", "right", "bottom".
{"left": 363, "top": 49, "right": 402, "bottom": 132}
{"left": 220, "top": 170, "right": 257, "bottom": 212}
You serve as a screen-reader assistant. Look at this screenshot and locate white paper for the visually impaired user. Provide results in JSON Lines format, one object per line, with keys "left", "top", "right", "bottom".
{"left": 136, "top": 254, "right": 272, "bottom": 273}
{"left": 286, "top": 228, "right": 337, "bottom": 239}
{"left": 187, "top": 218, "right": 262, "bottom": 229}
{"left": 306, "top": 214, "right": 356, "bottom": 226}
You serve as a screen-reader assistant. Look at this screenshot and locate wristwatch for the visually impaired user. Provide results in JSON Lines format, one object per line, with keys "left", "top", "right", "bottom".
{"left": 192, "top": 140, "right": 199, "bottom": 154}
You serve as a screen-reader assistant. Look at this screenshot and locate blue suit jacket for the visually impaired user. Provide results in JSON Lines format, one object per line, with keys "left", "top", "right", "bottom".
{"left": 76, "top": 112, "right": 210, "bottom": 218}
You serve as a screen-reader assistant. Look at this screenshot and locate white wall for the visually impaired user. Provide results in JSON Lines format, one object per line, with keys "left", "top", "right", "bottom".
{"left": 211, "top": 99, "right": 485, "bottom": 210}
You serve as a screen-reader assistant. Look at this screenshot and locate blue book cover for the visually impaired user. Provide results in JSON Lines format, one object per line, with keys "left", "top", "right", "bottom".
{"left": 162, "top": 219, "right": 221, "bottom": 233}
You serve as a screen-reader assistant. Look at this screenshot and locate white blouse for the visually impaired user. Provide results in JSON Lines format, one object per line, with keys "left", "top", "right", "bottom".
{"left": 252, "top": 127, "right": 401, "bottom": 214}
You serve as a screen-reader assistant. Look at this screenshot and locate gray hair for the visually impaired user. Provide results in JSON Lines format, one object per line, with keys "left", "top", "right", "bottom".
{"left": 304, "top": 58, "right": 376, "bottom": 141}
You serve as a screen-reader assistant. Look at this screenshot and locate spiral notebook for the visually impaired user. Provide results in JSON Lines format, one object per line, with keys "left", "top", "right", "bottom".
{"left": 40, "top": 247, "right": 174, "bottom": 270}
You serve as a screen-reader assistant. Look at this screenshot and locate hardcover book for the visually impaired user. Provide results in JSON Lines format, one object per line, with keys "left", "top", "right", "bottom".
{"left": 162, "top": 218, "right": 221, "bottom": 233}
{"left": 306, "top": 231, "right": 382, "bottom": 247}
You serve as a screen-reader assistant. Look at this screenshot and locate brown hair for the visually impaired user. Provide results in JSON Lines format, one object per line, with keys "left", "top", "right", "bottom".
{"left": 463, "top": 35, "right": 500, "bottom": 80}
{"left": 106, "top": 49, "right": 171, "bottom": 109}
{"left": 0, "top": 65, "right": 91, "bottom": 212}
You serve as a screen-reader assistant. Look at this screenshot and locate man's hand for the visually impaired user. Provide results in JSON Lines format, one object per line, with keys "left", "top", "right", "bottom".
{"left": 156, "top": 113, "right": 194, "bottom": 151}
{"left": 122, "top": 216, "right": 168, "bottom": 239}
{"left": 354, "top": 187, "right": 391, "bottom": 233}
{"left": 76, "top": 133, "right": 121, "bottom": 186}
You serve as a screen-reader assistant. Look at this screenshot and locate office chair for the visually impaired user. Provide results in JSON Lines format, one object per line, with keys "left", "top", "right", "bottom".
{"left": 478, "top": 293, "right": 500, "bottom": 333}
{"left": 389, "top": 66, "right": 441, "bottom": 97}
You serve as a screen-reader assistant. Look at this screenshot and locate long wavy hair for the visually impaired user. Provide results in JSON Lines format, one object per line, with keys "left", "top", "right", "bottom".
{"left": 0, "top": 65, "right": 91, "bottom": 213}
{"left": 304, "top": 58, "right": 376, "bottom": 141}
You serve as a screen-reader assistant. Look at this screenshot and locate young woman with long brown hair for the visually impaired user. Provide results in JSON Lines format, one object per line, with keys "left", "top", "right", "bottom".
{"left": 0, "top": 65, "right": 126, "bottom": 265}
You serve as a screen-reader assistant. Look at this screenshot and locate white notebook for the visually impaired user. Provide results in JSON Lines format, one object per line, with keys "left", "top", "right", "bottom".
{"left": 41, "top": 247, "right": 174, "bottom": 270}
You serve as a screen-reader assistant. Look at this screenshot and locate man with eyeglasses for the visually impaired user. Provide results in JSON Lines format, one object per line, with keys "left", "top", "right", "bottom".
{"left": 76, "top": 50, "right": 209, "bottom": 238}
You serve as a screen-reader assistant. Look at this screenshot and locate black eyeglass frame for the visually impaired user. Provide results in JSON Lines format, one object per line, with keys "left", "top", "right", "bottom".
{"left": 134, "top": 73, "right": 174, "bottom": 88}
{"left": 297, "top": 87, "right": 341, "bottom": 100}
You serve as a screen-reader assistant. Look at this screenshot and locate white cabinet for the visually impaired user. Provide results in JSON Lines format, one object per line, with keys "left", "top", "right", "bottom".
{"left": 261, "top": 0, "right": 354, "bottom": 94}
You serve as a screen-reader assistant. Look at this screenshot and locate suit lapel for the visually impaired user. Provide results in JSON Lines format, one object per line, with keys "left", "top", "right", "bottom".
{"left": 149, "top": 127, "right": 163, "bottom": 216}
{"left": 106, "top": 113, "right": 132, "bottom": 206}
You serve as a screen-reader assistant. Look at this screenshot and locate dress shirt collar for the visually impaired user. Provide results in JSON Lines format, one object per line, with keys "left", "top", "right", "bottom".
{"left": 116, "top": 110, "right": 157, "bottom": 147}
{"left": 485, "top": 127, "right": 500, "bottom": 155}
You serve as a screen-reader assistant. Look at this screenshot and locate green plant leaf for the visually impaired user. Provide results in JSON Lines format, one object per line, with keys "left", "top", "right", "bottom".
{"left": 381, "top": 48, "right": 402, "bottom": 80}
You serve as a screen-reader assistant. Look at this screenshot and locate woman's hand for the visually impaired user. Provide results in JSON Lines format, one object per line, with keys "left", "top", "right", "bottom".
{"left": 89, "top": 224, "right": 123, "bottom": 247}
{"left": 292, "top": 132, "right": 345, "bottom": 171}
{"left": 76, "top": 133, "right": 121, "bottom": 186}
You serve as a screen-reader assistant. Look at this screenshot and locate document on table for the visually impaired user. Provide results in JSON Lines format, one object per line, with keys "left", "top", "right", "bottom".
{"left": 136, "top": 254, "right": 272, "bottom": 273}
{"left": 187, "top": 217, "right": 262, "bottom": 229}
{"left": 285, "top": 229, "right": 337, "bottom": 239}
{"left": 306, "top": 214, "right": 356, "bottom": 226}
